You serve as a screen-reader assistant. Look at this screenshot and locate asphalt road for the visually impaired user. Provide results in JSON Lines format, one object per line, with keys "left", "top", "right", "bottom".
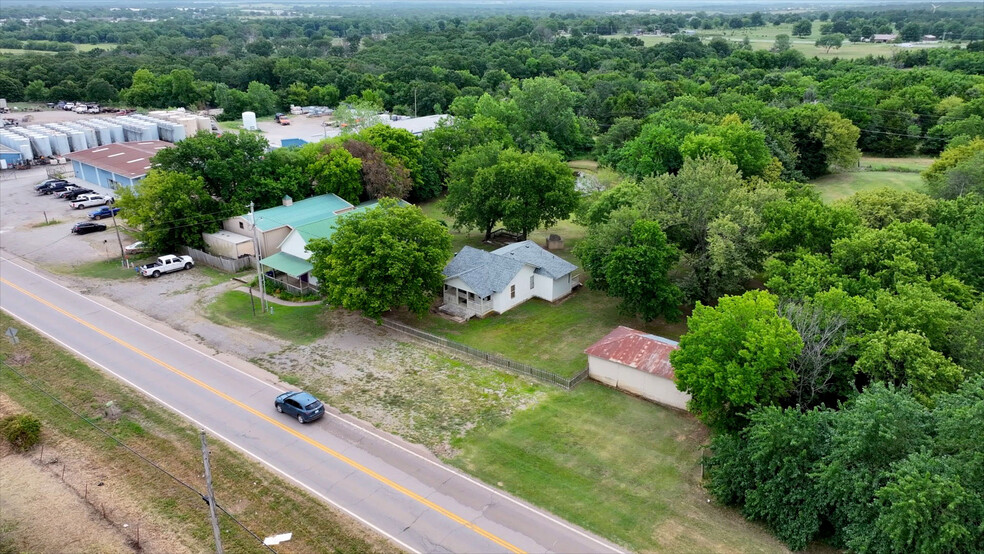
{"left": 0, "top": 256, "right": 624, "bottom": 554}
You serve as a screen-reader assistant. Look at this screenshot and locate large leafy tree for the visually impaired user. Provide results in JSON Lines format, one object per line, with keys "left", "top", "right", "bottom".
{"left": 308, "top": 144, "right": 363, "bottom": 203}
{"left": 307, "top": 200, "right": 452, "bottom": 319}
{"left": 575, "top": 217, "right": 684, "bottom": 322}
{"left": 444, "top": 146, "right": 577, "bottom": 240}
{"left": 855, "top": 330, "right": 965, "bottom": 406}
{"left": 789, "top": 104, "right": 861, "bottom": 179}
{"left": 357, "top": 124, "right": 425, "bottom": 191}
{"left": 671, "top": 290, "right": 804, "bottom": 431}
{"left": 151, "top": 131, "right": 269, "bottom": 206}
{"left": 116, "top": 170, "right": 222, "bottom": 253}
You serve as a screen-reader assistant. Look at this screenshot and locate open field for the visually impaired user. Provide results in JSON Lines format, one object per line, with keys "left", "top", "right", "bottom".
{"left": 0, "top": 312, "right": 396, "bottom": 554}
{"left": 451, "top": 382, "right": 806, "bottom": 553}
{"left": 811, "top": 171, "right": 925, "bottom": 203}
{"left": 811, "top": 155, "right": 932, "bottom": 202}
{"left": 603, "top": 22, "right": 961, "bottom": 59}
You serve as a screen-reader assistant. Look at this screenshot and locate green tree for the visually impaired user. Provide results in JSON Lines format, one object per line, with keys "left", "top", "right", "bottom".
{"left": 84, "top": 78, "right": 117, "bottom": 103}
{"left": 792, "top": 20, "right": 813, "bottom": 37}
{"left": 151, "top": 131, "right": 269, "bottom": 205}
{"left": 357, "top": 124, "right": 424, "bottom": 190}
{"left": 842, "top": 187, "right": 935, "bottom": 229}
{"left": 671, "top": 290, "right": 804, "bottom": 431}
{"left": 0, "top": 74, "right": 24, "bottom": 102}
{"left": 309, "top": 144, "right": 363, "bottom": 202}
{"left": 815, "top": 33, "right": 845, "bottom": 53}
{"left": 121, "top": 68, "right": 160, "bottom": 107}
{"left": 856, "top": 330, "right": 965, "bottom": 406}
{"left": 922, "top": 138, "right": 984, "bottom": 199}
{"left": 789, "top": 104, "right": 861, "bottom": 179}
{"left": 510, "top": 76, "right": 589, "bottom": 156}
{"left": 874, "top": 453, "right": 984, "bottom": 554}
{"left": 116, "top": 170, "right": 222, "bottom": 252}
{"left": 708, "top": 406, "right": 833, "bottom": 550}
{"left": 444, "top": 146, "right": 577, "bottom": 240}
{"left": 615, "top": 121, "right": 692, "bottom": 177}
{"left": 579, "top": 218, "right": 684, "bottom": 322}
{"left": 771, "top": 34, "right": 792, "bottom": 53}
{"left": 23, "top": 79, "right": 48, "bottom": 102}
{"left": 307, "top": 200, "right": 452, "bottom": 319}
{"left": 246, "top": 81, "right": 278, "bottom": 116}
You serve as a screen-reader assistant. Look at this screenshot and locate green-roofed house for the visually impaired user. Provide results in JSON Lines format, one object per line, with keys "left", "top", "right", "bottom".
{"left": 222, "top": 193, "right": 355, "bottom": 259}
{"left": 264, "top": 200, "right": 406, "bottom": 292}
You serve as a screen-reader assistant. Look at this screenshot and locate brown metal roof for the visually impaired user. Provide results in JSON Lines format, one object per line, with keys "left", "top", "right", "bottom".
{"left": 584, "top": 326, "right": 679, "bottom": 379}
{"left": 66, "top": 140, "right": 171, "bottom": 179}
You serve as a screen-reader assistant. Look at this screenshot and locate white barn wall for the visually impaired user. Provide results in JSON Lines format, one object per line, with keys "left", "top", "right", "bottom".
{"left": 587, "top": 355, "right": 691, "bottom": 410}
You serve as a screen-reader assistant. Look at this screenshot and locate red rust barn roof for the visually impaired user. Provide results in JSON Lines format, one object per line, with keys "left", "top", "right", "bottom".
{"left": 584, "top": 326, "right": 679, "bottom": 379}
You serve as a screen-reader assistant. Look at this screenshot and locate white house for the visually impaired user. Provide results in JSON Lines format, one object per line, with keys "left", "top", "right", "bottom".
{"left": 585, "top": 326, "right": 691, "bottom": 410}
{"left": 442, "top": 241, "right": 578, "bottom": 318}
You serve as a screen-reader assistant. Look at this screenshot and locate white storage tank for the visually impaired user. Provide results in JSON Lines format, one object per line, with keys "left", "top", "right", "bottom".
{"left": 242, "top": 111, "right": 257, "bottom": 131}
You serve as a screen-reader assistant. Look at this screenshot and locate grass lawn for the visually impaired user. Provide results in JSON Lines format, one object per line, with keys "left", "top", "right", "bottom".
{"left": 859, "top": 155, "right": 934, "bottom": 172}
{"left": 811, "top": 170, "right": 926, "bottom": 203}
{"left": 0, "top": 312, "right": 394, "bottom": 554}
{"left": 205, "top": 290, "right": 327, "bottom": 344}
{"left": 394, "top": 287, "right": 687, "bottom": 379}
{"left": 451, "top": 382, "right": 790, "bottom": 553}
{"left": 57, "top": 258, "right": 144, "bottom": 280}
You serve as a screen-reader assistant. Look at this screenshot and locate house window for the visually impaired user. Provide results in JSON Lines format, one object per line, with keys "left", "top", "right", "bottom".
{"left": 510, "top": 284, "right": 516, "bottom": 299}
{"left": 530, "top": 275, "right": 535, "bottom": 289}
{"left": 239, "top": 221, "right": 244, "bottom": 229}
{"left": 468, "top": 292, "right": 474, "bottom": 300}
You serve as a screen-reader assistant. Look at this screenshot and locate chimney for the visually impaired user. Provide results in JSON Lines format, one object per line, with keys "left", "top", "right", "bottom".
{"left": 282, "top": 195, "right": 293, "bottom": 207}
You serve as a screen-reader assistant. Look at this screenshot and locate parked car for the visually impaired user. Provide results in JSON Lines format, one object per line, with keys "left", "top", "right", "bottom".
{"left": 70, "top": 194, "right": 114, "bottom": 209}
{"left": 35, "top": 178, "right": 67, "bottom": 191}
{"left": 123, "top": 241, "right": 146, "bottom": 255}
{"left": 274, "top": 391, "right": 325, "bottom": 423}
{"left": 137, "top": 254, "right": 194, "bottom": 277}
{"left": 63, "top": 188, "right": 94, "bottom": 201}
{"left": 89, "top": 206, "right": 120, "bottom": 220}
{"left": 55, "top": 185, "right": 84, "bottom": 198}
{"left": 36, "top": 181, "right": 70, "bottom": 194}
{"left": 71, "top": 222, "right": 107, "bottom": 235}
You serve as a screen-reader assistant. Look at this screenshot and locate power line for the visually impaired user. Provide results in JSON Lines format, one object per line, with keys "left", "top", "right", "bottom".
{"left": 0, "top": 361, "right": 276, "bottom": 553}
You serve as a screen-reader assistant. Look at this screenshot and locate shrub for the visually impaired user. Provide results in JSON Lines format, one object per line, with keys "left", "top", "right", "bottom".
{"left": 0, "top": 414, "right": 42, "bottom": 451}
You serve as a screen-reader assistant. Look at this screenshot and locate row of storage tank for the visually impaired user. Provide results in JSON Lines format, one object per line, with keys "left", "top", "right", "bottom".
{"left": 0, "top": 113, "right": 212, "bottom": 160}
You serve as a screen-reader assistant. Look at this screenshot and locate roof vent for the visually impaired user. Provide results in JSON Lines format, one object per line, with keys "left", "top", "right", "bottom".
{"left": 282, "top": 195, "right": 293, "bottom": 207}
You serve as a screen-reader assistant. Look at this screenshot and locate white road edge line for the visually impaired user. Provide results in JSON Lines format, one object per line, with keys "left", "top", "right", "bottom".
{"left": 1, "top": 255, "right": 625, "bottom": 553}
{"left": 0, "top": 305, "right": 422, "bottom": 554}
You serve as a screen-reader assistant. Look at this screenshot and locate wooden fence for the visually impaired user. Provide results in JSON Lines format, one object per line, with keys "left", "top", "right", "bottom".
{"left": 379, "top": 318, "right": 589, "bottom": 390}
{"left": 178, "top": 246, "right": 253, "bottom": 273}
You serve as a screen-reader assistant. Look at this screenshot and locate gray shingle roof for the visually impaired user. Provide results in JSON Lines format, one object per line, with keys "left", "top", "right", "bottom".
{"left": 443, "top": 241, "right": 578, "bottom": 298}
{"left": 493, "top": 241, "right": 577, "bottom": 279}
{"left": 443, "top": 246, "right": 524, "bottom": 298}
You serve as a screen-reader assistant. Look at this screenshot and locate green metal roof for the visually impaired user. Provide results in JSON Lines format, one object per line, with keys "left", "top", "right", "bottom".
{"left": 247, "top": 194, "right": 354, "bottom": 232}
{"left": 294, "top": 200, "right": 411, "bottom": 242}
{"left": 260, "top": 251, "right": 313, "bottom": 277}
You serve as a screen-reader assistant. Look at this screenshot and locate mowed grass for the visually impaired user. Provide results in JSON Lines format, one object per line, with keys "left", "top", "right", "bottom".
{"left": 395, "top": 287, "right": 687, "bottom": 379}
{"left": 0, "top": 312, "right": 395, "bottom": 554}
{"left": 811, "top": 170, "right": 926, "bottom": 203}
{"left": 451, "top": 383, "right": 790, "bottom": 553}
{"left": 859, "top": 155, "right": 934, "bottom": 172}
{"left": 59, "top": 258, "right": 143, "bottom": 280}
{"left": 205, "top": 289, "right": 326, "bottom": 344}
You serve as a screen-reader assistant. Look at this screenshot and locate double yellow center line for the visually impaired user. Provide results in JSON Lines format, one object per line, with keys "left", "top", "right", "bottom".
{"left": 1, "top": 277, "right": 526, "bottom": 554}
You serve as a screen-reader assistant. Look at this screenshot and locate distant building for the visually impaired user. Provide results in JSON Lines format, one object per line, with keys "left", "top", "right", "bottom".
{"left": 872, "top": 34, "right": 898, "bottom": 43}
{"left": 66, "top": 140, "right": 171, "bottom": 189}
{"left": 585, "top": 327, "right": 690, "bottom": 410}
{"left": 922, "top": 34, "right": 938, "bottom": 42}
{"left": 0, "top": 145, "right": 23, "bottom": 169}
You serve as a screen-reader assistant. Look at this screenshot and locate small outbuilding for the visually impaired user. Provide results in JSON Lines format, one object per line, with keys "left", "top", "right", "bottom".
{"left": 202, "top": 229, "right": 255, "bottom": 259}
{"left": 584, "top": 326, "right": 691, "bottom": 410}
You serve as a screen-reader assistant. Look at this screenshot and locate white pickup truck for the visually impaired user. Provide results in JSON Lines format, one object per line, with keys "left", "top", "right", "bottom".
{"left": 138, "top": 254, "right": 194, "bottom": 278}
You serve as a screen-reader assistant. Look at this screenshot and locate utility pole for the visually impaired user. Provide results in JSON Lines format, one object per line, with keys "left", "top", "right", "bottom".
{"left": 200, "top": 430, "right": 223, "bottom": 554}
{"left": 110, "top": 208, "right": 126, "bottom": 267}
{"left": 249, "top": 202, "right": 267, "bottom": 313}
